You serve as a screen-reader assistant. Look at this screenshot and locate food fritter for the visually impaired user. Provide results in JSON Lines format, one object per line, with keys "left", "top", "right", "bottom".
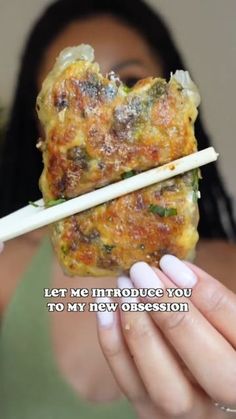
{"left": 37, "top": 45, "right": 200, "bottom": 276}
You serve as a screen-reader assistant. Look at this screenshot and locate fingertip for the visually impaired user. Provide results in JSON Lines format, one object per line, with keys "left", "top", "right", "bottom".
{"left": 159, "top": 254, "right": 177, "bottom": 273}
{"left": 130, "top": 261, "right": 163, "bottom": 288}
{"left": 117, "top": 275, "right": 133, "bottom": 290}
{"left": 95, "top": 296, "right": 115, "bottom": 329}
{"left": 160, "top": 254, "right": 197, "bottom": 288}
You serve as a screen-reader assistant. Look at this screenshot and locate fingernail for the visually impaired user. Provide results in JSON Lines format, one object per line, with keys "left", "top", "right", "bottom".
{"left": 96, "top": 296, "right": 114, "bottom": 328}
{"left": 0, "top": 242, "right": 4, "bottom": 253}
{"left": 117, "top": 275, "right": 138, "bottom": 303}
{"left": 130, "top": 262, "right": 163, "bottom": 289}
{"left": 160, "top": 255, "right": 197, "bottom": 287}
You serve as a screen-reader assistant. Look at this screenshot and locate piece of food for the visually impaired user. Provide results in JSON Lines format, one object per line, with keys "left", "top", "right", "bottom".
{"left": 37, "top": 45, "right": 200, "bottom": 276}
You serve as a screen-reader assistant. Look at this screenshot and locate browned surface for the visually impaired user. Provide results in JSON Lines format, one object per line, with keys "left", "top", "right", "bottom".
{"left": 37, "top": 56, "right": 199, "bottom": 276}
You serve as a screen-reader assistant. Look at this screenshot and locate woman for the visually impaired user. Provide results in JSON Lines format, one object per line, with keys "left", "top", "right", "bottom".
{"left": 0, "top": 0, "right": 236, "bottom": 418}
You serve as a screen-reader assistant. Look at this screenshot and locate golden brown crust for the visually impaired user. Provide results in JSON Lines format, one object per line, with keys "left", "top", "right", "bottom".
{"left": 37, "top": 49, "right": 199, "bottom": 276}
{"left": 50, "top": 173, "right": 199, "bottom": 276}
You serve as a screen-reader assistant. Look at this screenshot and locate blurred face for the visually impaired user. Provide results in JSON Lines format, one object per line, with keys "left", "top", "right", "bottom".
{"left": 38, "top": 14, "right": 163, "bottom": 89}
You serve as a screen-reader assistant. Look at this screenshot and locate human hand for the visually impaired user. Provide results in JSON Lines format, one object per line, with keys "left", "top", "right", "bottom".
{"left": 96, "top": 256, "right": 236, "bottom": 418}
{"left": 0, "top": 241, "right": 4, "bottom": 253}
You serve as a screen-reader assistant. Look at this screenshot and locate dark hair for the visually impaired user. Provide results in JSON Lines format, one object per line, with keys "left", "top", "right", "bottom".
{"left": 1, "top": 0, "right": 235, "bottom": 240}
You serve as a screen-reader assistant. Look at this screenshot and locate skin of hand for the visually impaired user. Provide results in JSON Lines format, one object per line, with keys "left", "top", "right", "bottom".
{"left": 96, "top": 256, "right": 236, "bottom": 419}
{"left": 0, "top": 242, "right": 4, "bottom": 253}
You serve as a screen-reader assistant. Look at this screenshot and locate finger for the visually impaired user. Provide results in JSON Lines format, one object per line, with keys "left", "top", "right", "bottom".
{"left": 96, "top": 298, "right": 162, "bottom": 419}
{"left": 130, "top": 262, "right": 236, "bottom": 406}
{"left": 0, "top": 242, "right": 4, "bottom": 253}
{"left": 160, "top": 255, "right": 236, "bottom": 347}
{"left": 117, "top": 276, "right": 194, "bottom": 417}
{"left": 96, "top": 296, "right": 148, "bottom": 404}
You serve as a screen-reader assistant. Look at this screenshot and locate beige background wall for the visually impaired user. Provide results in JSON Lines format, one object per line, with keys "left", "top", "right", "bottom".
{"left": 0, "top": 0, "right": 235, "bottom": 212}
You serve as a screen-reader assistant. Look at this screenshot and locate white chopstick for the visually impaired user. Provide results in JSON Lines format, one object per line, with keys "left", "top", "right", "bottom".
{"left": 0, "top": 147, "right": 218, "bottom": 242}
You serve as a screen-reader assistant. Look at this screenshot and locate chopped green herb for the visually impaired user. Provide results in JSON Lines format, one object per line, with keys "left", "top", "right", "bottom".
{"left": 192, "top": 169, "right": 200, "bottom": 202}
{"left": 123, "top": 85, "right": 131, "bottom": 93}
{"left": 192, "top": 191, "right": 198, "bottom": 203}
{"left": 148, "top": 80, "right": 167, "bottom": 99}
{"left": 54, "top": 223, "right": 61, "bottom": 234}
{"left": 28, "top": 201, "right": 41, "bottom": 208}
{"left": 103, "top": 244, "right": 115, "bottom": 254}
{"left": 148, "top": 204, "right": 177, "bottom": 217}
{"left": 46, "top": 198, "right": 66, "bottom": 207}
{"left": 121, "top": 170, "right": 136, "bottom": 179}
{"left": 192, "top": 169, "right": 199, "bottom": 191}
{"left": 61, "top": 245, "right": 69, "bottom": 256}
{"left": 29, "top": 199, "right": 66, "bottom": 209}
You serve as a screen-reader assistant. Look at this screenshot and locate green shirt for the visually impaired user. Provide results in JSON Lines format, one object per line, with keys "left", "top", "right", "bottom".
{"left": 0, "top": 238, "right": 135, "bottom": 419}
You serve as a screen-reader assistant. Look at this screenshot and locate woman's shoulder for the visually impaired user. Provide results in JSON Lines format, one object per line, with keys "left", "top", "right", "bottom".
{"left": 195, "top": 239, "right": 236, "bottom": 291}
{"left": 0, "top": 231, "right": 44, "bottom": 313}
